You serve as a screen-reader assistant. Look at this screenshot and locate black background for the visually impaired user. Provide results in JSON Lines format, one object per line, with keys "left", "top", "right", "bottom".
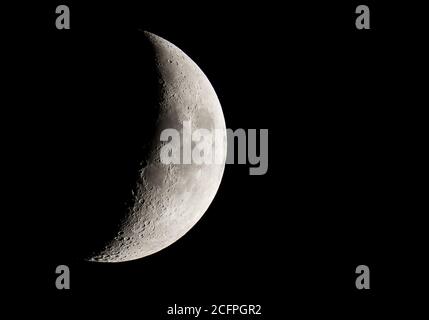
{"left": 5, "top": 0, "right": 427, "bottom": 318}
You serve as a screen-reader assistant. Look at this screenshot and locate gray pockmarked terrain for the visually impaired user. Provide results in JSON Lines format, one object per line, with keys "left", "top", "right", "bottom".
{"left": 88, "top": 31, "right": 226, "bottom": 262}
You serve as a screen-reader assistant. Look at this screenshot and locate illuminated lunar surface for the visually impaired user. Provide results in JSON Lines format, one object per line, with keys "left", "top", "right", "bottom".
{"left": 88, "top": 31, "right": 226, "bottom": 262}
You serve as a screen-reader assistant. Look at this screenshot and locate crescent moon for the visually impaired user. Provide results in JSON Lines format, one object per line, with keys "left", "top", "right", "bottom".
{"left": 87, "top": 31, "right": 227, "bottom": 262}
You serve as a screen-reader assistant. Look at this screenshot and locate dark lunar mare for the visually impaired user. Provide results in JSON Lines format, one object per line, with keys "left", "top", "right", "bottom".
{"left": 52, "top": 31, "right": 161, "bottom": 261}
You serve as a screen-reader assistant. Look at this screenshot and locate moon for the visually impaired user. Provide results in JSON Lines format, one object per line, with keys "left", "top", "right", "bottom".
{"left": 87, "top": 31, "right": 226, "bottom": 262}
